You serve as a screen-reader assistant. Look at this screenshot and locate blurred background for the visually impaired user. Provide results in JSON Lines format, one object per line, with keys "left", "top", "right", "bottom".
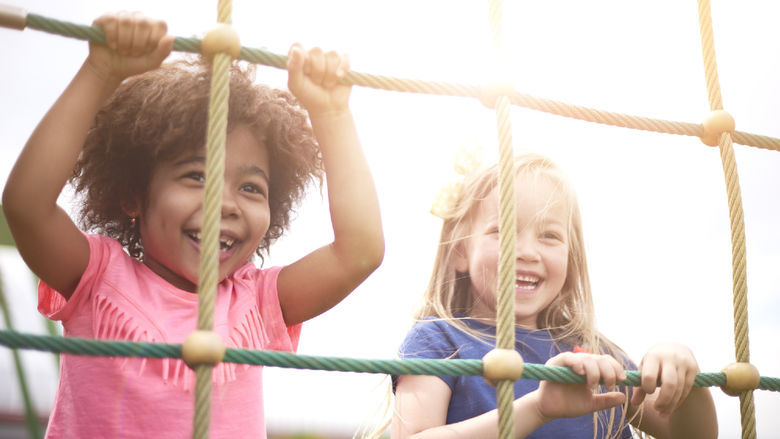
{"left": 1, "top": 1, "right": 779, "bottom": 438}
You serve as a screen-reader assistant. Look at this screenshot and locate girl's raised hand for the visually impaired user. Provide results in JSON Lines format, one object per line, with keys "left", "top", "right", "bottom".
{"left": 631, "top": 342, "right": 699, "bottom": 417}
{"left": 87, "top": 12, "right": 174, "bottom": 83}
{"left": 286, "top": 43, "right": 350, "bottom": 116}
{"left": 536, "top": 352, "right": 627, "bottom": 420}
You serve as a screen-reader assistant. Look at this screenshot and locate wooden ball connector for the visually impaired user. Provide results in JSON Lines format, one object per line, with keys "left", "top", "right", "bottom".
{"left": 721, "top": 362, "right": 760, "bottom": 396}
{"left": 482, "top": 348, "right": 524, "bottom": 387}
{"left": 479, "top": 81, "right": 515, "bottom": 109}
{"left": 200, "top": 23, "right": 241, "bottom": 60}
{"left": 181, "top": 330, "right": 226, "bottom": 369}
{"left": 700, "top": 110, "right": 735, "bottom": 146}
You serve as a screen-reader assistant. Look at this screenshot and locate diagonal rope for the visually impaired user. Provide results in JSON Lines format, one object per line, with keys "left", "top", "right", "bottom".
{"left": 697, "top": 1, "right": 755, "bottom": 438}
{"left": 15, "top": 12, "right": 780, "bottom": 153}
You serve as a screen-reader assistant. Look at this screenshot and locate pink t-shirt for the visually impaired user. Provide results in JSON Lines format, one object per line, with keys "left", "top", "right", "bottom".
{"left": 38, "top": 234, "right": 301, "bottom": 438}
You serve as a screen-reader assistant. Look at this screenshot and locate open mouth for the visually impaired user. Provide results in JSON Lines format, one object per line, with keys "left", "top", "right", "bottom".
{"left": 187, "top": 231, "right": 236, "bottom": 251}
{"left": 516, "top": 274, "right": 540, "bottom": 290}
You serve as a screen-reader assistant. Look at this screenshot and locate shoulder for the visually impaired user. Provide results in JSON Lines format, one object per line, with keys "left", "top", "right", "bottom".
{"left": 229, "top": 264, "right": 283, "bottom": 294}
{"left": 399, "top": 317, "right": 490, "bottom": 360}
{"left": 403, "top": 317, "right": 465, "bottom": 344}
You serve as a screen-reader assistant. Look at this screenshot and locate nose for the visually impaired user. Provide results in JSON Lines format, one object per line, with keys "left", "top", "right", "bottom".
{"left": 221, "top": 186, "right": 240, "bottom": 218}
{"left": 515, "top": 233, "right": 540, "bottom": 262}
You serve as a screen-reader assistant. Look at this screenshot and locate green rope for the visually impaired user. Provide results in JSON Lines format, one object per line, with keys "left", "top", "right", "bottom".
{"left": 17, "top": 13, "right": 780, "bottom": 153}
{"left": 3, "top": 330, "right": 780, "bottom": 392}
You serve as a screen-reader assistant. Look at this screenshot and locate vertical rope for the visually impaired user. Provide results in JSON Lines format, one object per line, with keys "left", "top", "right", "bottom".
{"left": 487, "top": 0, "right": 516, "bottom": 438}
{"left": 192, "top": 0, "right": 233, "bottom": 437}
{"left": 696, "top": 1, "right": 755, "bottom": 438}
{"left": 495, "top": 95, "right": 516, "bottom": 439}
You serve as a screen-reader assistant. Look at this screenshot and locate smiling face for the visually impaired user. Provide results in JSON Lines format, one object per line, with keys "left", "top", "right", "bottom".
{"left": 133, "top": 124, "right": 271, "bottom": 292}
{"left": 455, "top": 173, "right": 570, "bottom": 329}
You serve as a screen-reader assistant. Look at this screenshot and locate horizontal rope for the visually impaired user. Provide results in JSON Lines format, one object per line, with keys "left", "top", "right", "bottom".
{"left": 19, "top": 12, "right": 780, "bottom": 153}
{"left": 2, "top": 330, "right": 779, "bottom": 391}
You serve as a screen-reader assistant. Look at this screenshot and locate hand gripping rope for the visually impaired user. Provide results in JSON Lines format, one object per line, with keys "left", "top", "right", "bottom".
{"left": 0, "top": 0, "right": 778, "bottom": 438}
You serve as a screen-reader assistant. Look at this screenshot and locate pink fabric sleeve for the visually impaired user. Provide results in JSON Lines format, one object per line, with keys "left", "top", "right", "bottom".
{"left": 255, "top": 265, "right": 301, "bottom": 352}
{"left": 38, "top": 233, "right": 112, "bottom": 322}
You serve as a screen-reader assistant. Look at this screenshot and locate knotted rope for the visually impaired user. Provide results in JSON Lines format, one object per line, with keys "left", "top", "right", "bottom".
{"left": 4, "top": 331, "right": 780, "bottom": 392}
{"left": 696, "top": 1, "right": 755, "bottom": 437}
{"left": 192, "top": 0, "right": 233, "bottom": 437}
{"left": 13, "top": 12, "right": 780, "bottom": 153}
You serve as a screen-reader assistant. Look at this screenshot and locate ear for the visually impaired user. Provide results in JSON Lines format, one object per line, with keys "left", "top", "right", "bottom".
{"left": 120, "top": 196, "right": 141, "bottom": 218}
{"left": 452, "top": 241, "right": 469, "bottom": 273}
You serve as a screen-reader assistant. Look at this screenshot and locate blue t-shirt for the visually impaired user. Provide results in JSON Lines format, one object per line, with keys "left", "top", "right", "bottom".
{"left": 397, "top": 317, "right": 633, "bottom": 438}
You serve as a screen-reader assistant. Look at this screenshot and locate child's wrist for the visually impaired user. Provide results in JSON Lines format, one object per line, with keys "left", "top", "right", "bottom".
{"left": 307, "top": 107, "right": 351, "bottom": 122}
{"left": 516, "top": 390, "right": 553, "bottom": 428}
{"left": 83, "top": 56, "right": 124, "bottom": 90}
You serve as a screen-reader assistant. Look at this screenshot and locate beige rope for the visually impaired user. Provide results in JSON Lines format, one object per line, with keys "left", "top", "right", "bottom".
{"left": 697, "top": 1, "right": 756, "bottom": 438}
{"left": 494, "top": 95, "right": 517, "bottom": 439}
{"left": 486, "top": 0, "right": 517, "bottom": 437}
{"left": 192, "top": 0, "right": 233, "bottom": 436}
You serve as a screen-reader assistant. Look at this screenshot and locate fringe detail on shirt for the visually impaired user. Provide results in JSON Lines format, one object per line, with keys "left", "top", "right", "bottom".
{"left": 93, "top": 294, "right": 267, "bottom": 391}
{"left": 223, "top": 307, "right": 270, "bottom": 379}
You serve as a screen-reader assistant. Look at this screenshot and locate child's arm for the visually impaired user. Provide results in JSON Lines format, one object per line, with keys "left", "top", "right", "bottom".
{"left": 277, "top": 44, "right": 384, "bottom": 325}
{"left": 391, "top": 352, "right": 627, "bottom": 438}
{"left": 628, "top": 343, "right": 718, "bottom": 439}
{"left": 1, "top": 13, "right": 173, "bottom": 298}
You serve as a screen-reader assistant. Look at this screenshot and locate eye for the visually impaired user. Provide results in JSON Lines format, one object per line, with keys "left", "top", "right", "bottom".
{"left": 240, "top": 182, "right": 267, "bottom": 197}
{"left": 184, "top": 171, "right": 205, "bottom": 183}
{"left": 541, "top": 230, "right": 563, "bottom": 242}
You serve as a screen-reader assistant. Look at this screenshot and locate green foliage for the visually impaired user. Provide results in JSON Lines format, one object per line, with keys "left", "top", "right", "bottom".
{"left": 0, "top": 206, "right": 14, "bottom": 247}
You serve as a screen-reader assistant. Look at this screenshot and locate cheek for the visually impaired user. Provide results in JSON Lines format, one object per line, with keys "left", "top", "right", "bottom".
{"left": 553, "top": 251, "right": 569, "bottom": 278}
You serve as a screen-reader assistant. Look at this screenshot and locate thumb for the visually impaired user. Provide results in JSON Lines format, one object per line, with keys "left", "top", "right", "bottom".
{"left": 152, "top": 35, "right": 175, "bottom": 64}
{"left": 286, "top": 43, "right": 306, "bottom": 92}
{"left": 631, "top": 387, "right": 647, "bottom": 407}
{"left": 589, "top": 392, "right": 626, "bottom": 412}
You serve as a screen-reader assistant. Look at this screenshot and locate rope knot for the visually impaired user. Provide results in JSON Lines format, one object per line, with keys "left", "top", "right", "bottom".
{"left": 479, "top": 81, "right": 515, "bottom": 109}
{"left": 700, "top": 110, "right": 735, "bottom": 146}
{"left": 201, "top": 23, "right": 241, "bottom": 60}
{"left": 482, "top": 348, "right": 525, "bottom": 386}
{"left": 721, "top": 362, "right": 760, "bottom": 396}
{"left": 182, "top": 330, "right": 226, "bottom": 369}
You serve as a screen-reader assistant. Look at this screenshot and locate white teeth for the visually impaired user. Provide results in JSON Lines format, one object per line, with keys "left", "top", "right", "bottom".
{"left": 189, "top": 232, "right": 234, "bottom": 249}
{"left": 516, "top": 274, "right": 539, "bottom": 290}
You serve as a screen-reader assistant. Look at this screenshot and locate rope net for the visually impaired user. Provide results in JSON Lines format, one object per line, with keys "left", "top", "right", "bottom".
{"left": 0, "top": 1, "right": 777, "bottom": 439}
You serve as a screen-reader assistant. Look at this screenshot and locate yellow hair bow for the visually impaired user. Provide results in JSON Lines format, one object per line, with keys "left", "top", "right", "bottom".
{"left": 430, "top": 144, "right": 484, "bottom": 219}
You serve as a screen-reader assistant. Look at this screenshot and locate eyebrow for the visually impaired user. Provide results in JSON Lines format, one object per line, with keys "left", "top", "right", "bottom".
{"left": 239, "top": 164, "right": 270, "bottom": 184}
{"left": 173, "top": 156, "right": 270, "bottom": 184}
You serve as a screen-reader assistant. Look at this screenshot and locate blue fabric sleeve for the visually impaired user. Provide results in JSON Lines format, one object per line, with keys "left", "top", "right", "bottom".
{"left": 396, "top": 319, "right": 460, "bottom": 391}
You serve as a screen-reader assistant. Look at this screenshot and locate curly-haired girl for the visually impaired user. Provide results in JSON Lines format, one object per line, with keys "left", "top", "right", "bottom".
{"left": 2, "top": 12, "right": 383, "bottom": 438}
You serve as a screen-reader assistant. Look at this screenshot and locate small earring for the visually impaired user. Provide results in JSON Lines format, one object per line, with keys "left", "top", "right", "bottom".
{"left": 130, "top": 217, "right": 137, "bottom": 226}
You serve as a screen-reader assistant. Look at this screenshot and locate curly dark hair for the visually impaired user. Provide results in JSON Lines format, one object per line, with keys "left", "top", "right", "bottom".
{"left": 71, "top": 59, "right": 323, "bottom": 260}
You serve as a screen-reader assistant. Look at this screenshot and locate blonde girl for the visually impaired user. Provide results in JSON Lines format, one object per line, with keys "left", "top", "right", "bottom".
{"left": 391, "top": 153, "right": 716, "bottom": 438}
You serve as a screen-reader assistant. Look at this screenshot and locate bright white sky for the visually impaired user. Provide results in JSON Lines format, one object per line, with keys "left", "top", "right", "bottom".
{"left": 1, "top": 1, "right": 779, "bottom": 437}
